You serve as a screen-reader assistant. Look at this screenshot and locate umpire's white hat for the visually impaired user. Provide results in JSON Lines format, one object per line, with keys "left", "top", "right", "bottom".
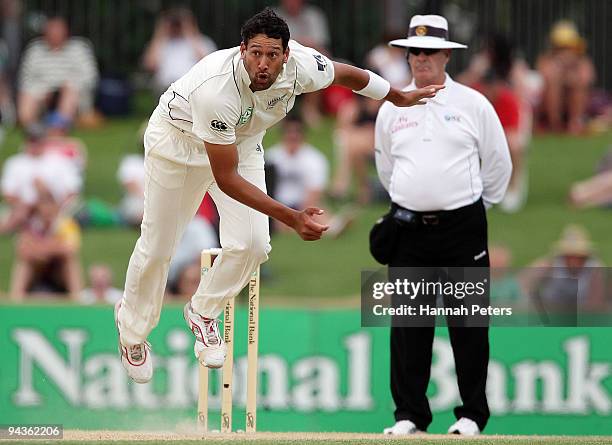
{"left": 389, "top": 15, "right": 467, "bottom": 49}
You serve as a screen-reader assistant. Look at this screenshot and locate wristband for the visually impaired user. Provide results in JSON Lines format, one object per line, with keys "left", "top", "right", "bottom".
{"left": 353, "top": 70, "right": 391, "bottom": 100}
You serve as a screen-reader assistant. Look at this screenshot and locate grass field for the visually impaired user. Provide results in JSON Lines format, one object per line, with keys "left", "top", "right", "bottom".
{"left": 0, "top": 93, "right": 610, "bottom": 298}
{"left": 5, "top": 430, "right": 612, "bottom": 444}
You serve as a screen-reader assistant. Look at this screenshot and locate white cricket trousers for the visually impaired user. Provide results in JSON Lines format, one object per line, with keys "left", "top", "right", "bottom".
{"left": 118, "top": 113, "right": 270, "bottom": 346}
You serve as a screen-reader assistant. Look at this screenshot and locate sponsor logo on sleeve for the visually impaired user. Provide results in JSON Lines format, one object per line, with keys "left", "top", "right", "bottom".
{"left": 313, "top": 54, "right": 327, "bottom": 71}
{"left": 210, "top": 119, "right": 229, "bottom": 131}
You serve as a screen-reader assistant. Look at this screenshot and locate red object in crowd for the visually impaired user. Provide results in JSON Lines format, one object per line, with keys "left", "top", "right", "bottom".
{"left": 491, "top": 88, "right": 521, "bottom": 130}
{"left": 322, "top": 84, "right": 355, "bottom": 115}
{"left": 473, "top": 83, "right": 521, "bottom": 130}
{"left": 196, "top": 193, "right": 219, "bottom": 226}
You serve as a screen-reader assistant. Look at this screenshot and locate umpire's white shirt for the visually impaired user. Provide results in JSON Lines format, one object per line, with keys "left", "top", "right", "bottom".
{"left": 154, "top": 39, "right": 334, "bottom": 166}
{"left": 375, "top": 75, "right": 512, "bottom": 211}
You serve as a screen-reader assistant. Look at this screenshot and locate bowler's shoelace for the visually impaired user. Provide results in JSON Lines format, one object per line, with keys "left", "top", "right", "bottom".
{"left": 203, "top": 319, "right": 220, "bottom": 345}
{"left": 128, "top": 342, "right": 150, "bottom": 361}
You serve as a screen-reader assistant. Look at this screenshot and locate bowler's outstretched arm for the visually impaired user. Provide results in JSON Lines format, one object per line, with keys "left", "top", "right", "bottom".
{"left": 332, "top": 61, "right": 445, "bottom": 106}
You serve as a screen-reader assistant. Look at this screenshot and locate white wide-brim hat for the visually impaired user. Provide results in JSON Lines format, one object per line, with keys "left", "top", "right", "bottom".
{"left": 389, "top": 15, "right": 467, "bottom": 49}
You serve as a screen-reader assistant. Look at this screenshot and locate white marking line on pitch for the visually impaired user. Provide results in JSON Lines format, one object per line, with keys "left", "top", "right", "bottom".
{"left": 61, "top": 431, "right": 612, "bottom": 442}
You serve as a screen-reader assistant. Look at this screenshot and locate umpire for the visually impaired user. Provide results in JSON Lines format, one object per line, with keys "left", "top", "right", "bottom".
{"left": 374, "top": 15, "right": 512, "bottom": 435}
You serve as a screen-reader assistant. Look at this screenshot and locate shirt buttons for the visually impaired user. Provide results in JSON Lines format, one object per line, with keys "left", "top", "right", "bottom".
{"left": 424, "top": 120, "right": 434, "bottom": 141}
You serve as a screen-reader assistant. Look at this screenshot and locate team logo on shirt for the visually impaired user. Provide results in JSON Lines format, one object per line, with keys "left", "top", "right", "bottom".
{"left": 210, "top": 119, "right": 229, "bottom": 131}
{"left": 266, "top": 93, "right": 288, "bottom": 110}
{"left": 238, "top": 107, "right": 253, "bottom": 125}
{"left": 313, "top": 54, "right": 327, "bottom": 71}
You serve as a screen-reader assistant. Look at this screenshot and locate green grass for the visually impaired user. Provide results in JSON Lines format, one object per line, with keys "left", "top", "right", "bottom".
{"left": 1, "top": 93, "right": 611, "bottom": 299}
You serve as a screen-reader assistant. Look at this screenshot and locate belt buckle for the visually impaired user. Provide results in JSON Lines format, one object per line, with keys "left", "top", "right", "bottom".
{"left": 422, "top": 214, "right": 439, "bottom": 225}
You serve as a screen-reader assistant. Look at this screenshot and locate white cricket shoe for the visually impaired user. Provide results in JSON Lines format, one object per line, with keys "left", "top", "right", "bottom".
{"left": 114, "top": 300, "right": 153, "bottom": 384}
{"left": 383, "top": 419, "right": 419, "bottom": 435}
{"left": 183, "top": 303, "right": 226, "bottom": 368}
{"left": 448, "top": 417, "right": 480, "bottom": 436}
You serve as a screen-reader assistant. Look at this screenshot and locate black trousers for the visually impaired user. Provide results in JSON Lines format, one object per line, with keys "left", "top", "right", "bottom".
{"left": 389, "top": 198, "right": 490, "bottom": 432}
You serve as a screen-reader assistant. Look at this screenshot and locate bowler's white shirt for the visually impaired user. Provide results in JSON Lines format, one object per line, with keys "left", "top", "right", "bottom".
{"left": 375, "top": 75, "right": 511, "bottom": 211}
{"left": 155, "top": 40, "right": 334, "bottom": 165}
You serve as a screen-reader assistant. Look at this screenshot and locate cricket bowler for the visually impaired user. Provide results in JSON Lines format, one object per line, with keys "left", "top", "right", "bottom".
{"left": 115, "top": 8, "right": 443, "bottom": 383}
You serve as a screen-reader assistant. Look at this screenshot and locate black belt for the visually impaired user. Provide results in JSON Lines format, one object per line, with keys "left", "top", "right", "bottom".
{"left": 391, "top": 198, "right": 482, "bottom": 226}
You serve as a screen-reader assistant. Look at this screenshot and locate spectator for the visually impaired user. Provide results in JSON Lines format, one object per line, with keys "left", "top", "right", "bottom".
{"left": 460, "top": 34, "right": 535, "bottom": 212}
{"left": 142, "top": 7, "right": 216, "bottom": 96}
{"left": 266, "top": 115, "right": 354, "bottom": 238}
{"left": 1, "top": 0, "right": 22, "bottom": 83}
{"left": 586, "top": 90, "right": 612, "bottom": 133}
{"left": 167, "top": 216, "right": 219, "bottom": 297}
{"left": 81, "top": 264, "right": 123, "bottom": 305}
{"left": 358, "top": 33, "right": 411, "bottom": 201}
{"left": 0, "top": 124, "right": 81, "bottom": 234}
{"left": 274, "top": 0, "right": 331, "bottom": 127}
{"left": 366, "top": 33, "right": 412, "bottom": 89}
{"left": 477, "top": 71, "right": 526, "bottom": 212}
{"left": 529, "top": 225, "right": 605, "bottom": 310}
{"left": 489, "top": 244, "right": 523, "bottom": 304}
{"left": 458, "top": 33, "right": 543, "bottom": 108}
{"left": 266, "top": 115, "right": 328, "bottom": 222}
{"left": 0, "top": 39, "right": 15, "bottom": 131}
{"left": 0, "top": 0, "right": 21, "bottom": 131}
{"left": 17, "top": 16, "right": 98, "bottom": 133}
{"left": 537, "top": 20, "right": 595, "bottom": 134}
{"left": 195, "top": 192, "right": 219, "bottom": 230}
{"left": 10, "top": 183, "right": 83, "bottom": 300}
{"left": 273, "top": 0, "right": 329, "bottom": 53}
{"left": 41, "top": 131, "right": 88, "bottom": 173}
{"left": 330, "top": 96, "right": 381, "bottom": 204}
{"left": 569, "top": 147, "right": 612, "bottom": 209}
{"left": 117, "top": 151, "right": 145, "bottom": 227}
{"left": 169, "top": 259, "right": 201, "bottom": 300}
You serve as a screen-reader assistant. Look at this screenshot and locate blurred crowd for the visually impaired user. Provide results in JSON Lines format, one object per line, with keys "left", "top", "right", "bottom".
{"left": 0, "top": 0, "right": 610, "bottom": 306}
{"left": 0, "top": 5, "right": 221, "bottom": 302}
{"left": 490, "top": 224, "right": 607, "bottom": 312}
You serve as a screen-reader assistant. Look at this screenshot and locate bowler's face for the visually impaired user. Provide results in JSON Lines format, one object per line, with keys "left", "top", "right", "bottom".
{"left": 241, "top": 34, "right": 289, "bottom": 92}
{"left": 408, "top": 48, "right": 450, "bottom": 87}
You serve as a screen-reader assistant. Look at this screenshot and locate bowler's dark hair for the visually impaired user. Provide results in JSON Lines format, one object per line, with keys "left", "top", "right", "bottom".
{"left": 241, "top": 7, "right": 290, "bottom": 50}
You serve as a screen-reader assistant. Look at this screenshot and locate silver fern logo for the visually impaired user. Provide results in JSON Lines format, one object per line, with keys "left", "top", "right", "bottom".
{"left": 266, "top": 94, "right": 287, "bottom": 110}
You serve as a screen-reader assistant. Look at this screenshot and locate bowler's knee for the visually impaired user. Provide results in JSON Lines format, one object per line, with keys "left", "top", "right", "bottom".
{"left": 137, "top": 236, "right": 174, "bottom": 266}
{"left": 224, "top": 233, "right": 270, "bottom": 265}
